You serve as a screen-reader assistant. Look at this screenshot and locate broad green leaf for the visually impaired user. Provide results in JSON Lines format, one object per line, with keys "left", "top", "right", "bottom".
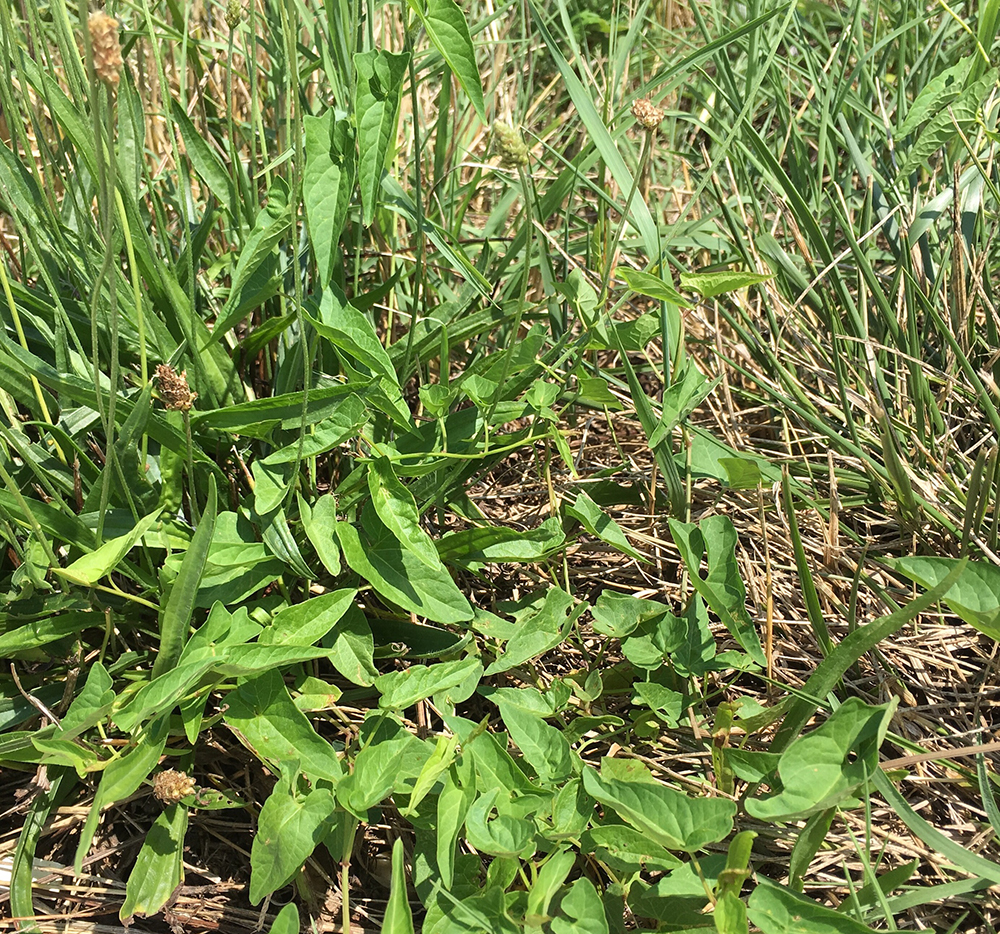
{"left": 251, "top": 458, "right": 290, "bottom": 516}
{"left": 746, "top": 698, "right": 893, "bottom": 822}
{"left": 113, "top": 657, "right": 218, "bottom": 733}
{"left": 403, "top": 732, "right": 460, "bottom": 815}
{"left": 679, "top": 270, "right": 773, "bottom": 298}
{"left": 303, "top": 110, "right": 355, "bottom": 286}
{"left": 566, "top": 492, "right": 645, "bottom": 562}
{"left": 324, "top": 604, "right": 379, "bottom": 685}
{"left": 0, "top": 611, "right": 100, "bottom": 655}
{"left": 75, "top": 717, "right": 170, "bottom": 872}
{"left": 259, "top": 588, "right": 356, "bottom": 646}
{"left": 579, "top": 825, "right": 681, "bottom": 874}
{"left": 591, "top": 591, "right": 670, "bottom": 638}
{"left": 57, "top": 508, "right": 161, "bottom": 586}
{"left": 58, "top": 663, "right": 114, "bottom": 738}
{"left": 485, "top": 587, "right": 582, "bottom": 675}
{"left": 249, "top": 765, "right": 335, "bottom": 904}
{"left": 354, "top": 49, "right": 409, "bottom": 225}
{"left": 338, "top": 715, "right": 431, "bottom": 815}
{"left": 299, "top": 493, "right": 342, "bottom": 577}
{"left": 337, "top": 508, "right": 473, "bottom": 624}
{"left": 437, "top": 518, "right": 565, "bottom": 566}
{"left": 377, "top": 657, "right": 483, "bottom": 709}
{"left": 525, "top": 848, "right": 575, "bottom": 924}
{"left": 368, "top": 457, "right": 442, "bottom": 569}
{"left": 303, "top": 286, "right": 409, "bottom": 424}
{"left": 465, "top": 787, "right": 535, "bottom": 857}
{"left": 718, "top": 456, "right": 762, "bottom": 490}
{"left": 383, "top": 838, "right": 416, "bottom": 934}
{"left": 152, "top": 477, "right": 218, "bottom": 679}
{"left": 900, "top": 68, "right": 999, "bottom": 174}
{"left": 619, "top": 268, "right": 688, "bottom": 305}
{"left": 270, "top": 904, "right": 300, "bottom": 934}
{"left": 493, "top": 698, "right": 574, "bottom": 784}
{"left": 120, "top": 804, "right": 187, "bottom": 921}
{"left": 747, "top": 877, "right": 878, "bottom": 934}
{"left": 632, "top": 682, "right": 684, "bottom": 727}
{"left": 437, "top": 754, "right": 476, "bottom": 889}
{"left": 897, "top": 56, "right": 973, "bottom": 138}
{"left": 170, "top": 98, "right": 234, "bottom": 212}
{"left": 621, "top": 611, "right": 686, "bottom": 670}
{"left": 582, "top": 765, "right": 735, "bottom": 852}
{"left": 669, "top": 516, "right": 765, "bottom": 665}
{"left": 407, "top": 0, "right": 485, "bottom": 123}
{"left": 209, "top": 177, "right": 293, "bottom": 345}
{"left": 224, "top": 670, "right": 343, "bottom": 784}
{"left": 892, "top": 555, "right": 1000, "bottom": 640}
{"left": 265, "top": 395, "right": 367, "bottom": 464}
{"left": 551, "top": 878, "right": 609, "bottom": 934}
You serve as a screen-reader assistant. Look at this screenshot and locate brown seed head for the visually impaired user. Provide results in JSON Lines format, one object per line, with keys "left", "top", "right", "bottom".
{"left": 155, "top": 364, "right": 197, "bottom": 411}
{"left": 631, "top": 98, "right": 664, "bottom": 131}
{"left": 88, "top": 13, "right": 122, "bottom": 89}
{"left": 152, "top": 769, "right": 196, "bottom": 805}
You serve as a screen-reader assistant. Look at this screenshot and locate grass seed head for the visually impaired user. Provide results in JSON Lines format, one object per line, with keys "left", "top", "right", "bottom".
{"left": 631, "top": 98, "right": 664, "bottom": 130}
{"left": 88, "top": 12, "right": 122, "bottom": 89}
{"left": 155, "top": 364, "right": 197, "bottom": 411}
{"left": 225, "top": 0, "right": 242, "bottom": 30}
{"left": 492, "top": 121, "right": 530, "bottom": 169}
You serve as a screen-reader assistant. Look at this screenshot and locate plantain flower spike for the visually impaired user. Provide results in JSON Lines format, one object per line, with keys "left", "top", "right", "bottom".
{"left": 225, "top": 0, "right": 243, "bottom": 29}
{"left": 156, "top": 364, "right": 197, "bottom": 412}
{"left": 88, "top": 12, "right": 122, "bottom": 89}
{"left": 493, "top": 121, "right": 530, "bottom": 169}
{"left": 631, "top": 98, "right": 664, "bottom": 131}
{"left": 152, "top": 769, "right": 197, "bottom": 805}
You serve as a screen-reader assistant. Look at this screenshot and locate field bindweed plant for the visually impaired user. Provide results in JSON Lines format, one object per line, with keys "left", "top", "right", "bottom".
{"left": 0, "top": 0, "right": 998, "bottom": 932}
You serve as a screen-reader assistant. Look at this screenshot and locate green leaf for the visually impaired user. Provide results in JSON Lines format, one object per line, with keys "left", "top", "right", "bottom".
{"left": 209, "top": 177, "right": 293, "bottom": 345}
{"left": 619, "top": 268, "right": 688, "bottom": 305}
{"left": 407, "top": 0, "right": 485, "bottom": 123}
{"left": 377, "top": 657, "right": 483, "bottom": 710}
{"left": 669, "top": 516, "right": 765, "bottom": 665}
{"left": 526, "top": 848, "right": 575, "bottom": 924}
{"left": 152, "top": 478, "right": 218, "bottom": 679}
{"left": 897, "top": 56, "right": 973, "bottom": 138}
{"left": 303, "top": 286, "right": 409, "bottom": 424}
{"left": 265, "top": 395, "right": 367, "bottom": 464}
{"left": 465, "top": 787, "right": 535, "bottom": 857}
{"left": 0, "top": 611, "right": 100, "bottom": 655}
{"left": 170, "top": 98, "right": 234, "bottom": 212}
{"left": 900, "top": 67, "right": 999, "bottom": 174}
{"left": 551, "top": 878, "right": 608, "bottom": 934}
{"left": 75, "top": 717, "right": 169, "bottom": 873}
{"left": 591, "top": 591, "right": 669, "bottom": 638}
{"left": 746, "top": 698, "right": 893, "bottom": 822}
{"left": 224, "top": 670, "right": 343, "bottom": 784}
{"left": 383, "top": 838, "right": 416, "bottom": 934}
{"left": 299, "top": 493, "right": 342, "bottom": 577}
{"left": 368, "top": 457, "right": 442, "bottom": 569}
{"left": 437, "top": 754, "right": 476, "bottom": 889}
{"left": 353, "top": 49, "right": 410, "bottom": 225}
{"left": 493, "top": 698, "right": 574, "bottom": 784}
{"left": 270, "top": 904, "right": 300, "bottom": 934}
{"left": 437, "top": 518, "right": 565, "bottom": 566}
{"left": 582, "top": 764, "right": 735, "bottom": 852}
{"left": 337, "top": 508, "right": 473, "bottom": 624}
{"left": 566, "top": 492, "right": 645, "bottom": 562}
{"left": 579, "top": 825, "right": 681, "bottom": 874}
{"left": 121, "top": 805, "right": 188, "bottom": 922}
{"left": 679, "top": 270, "right": 773, "bottom": 298}
{"left": 56, "top": 508, "right": 161, "bottom": 586}
{"left": 485, "top": 587, "right": 582, "bottom": 675}
{"left": 260, "top": 588, "right": 356, "bottom": 646}
{"left": 892, "top": 555, "right": 1000, "bottom": 640}
{"left": 325, "top": 604, "right": 379, "bottom": 686}
{"left": 249, "top": 764, "right": 335, "bottom": 905}
{"left": 303, "top": 110, "right": 356, "bottom": 286}
{"left": 747, "top": 877, "right": 878, "bottom": 934}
